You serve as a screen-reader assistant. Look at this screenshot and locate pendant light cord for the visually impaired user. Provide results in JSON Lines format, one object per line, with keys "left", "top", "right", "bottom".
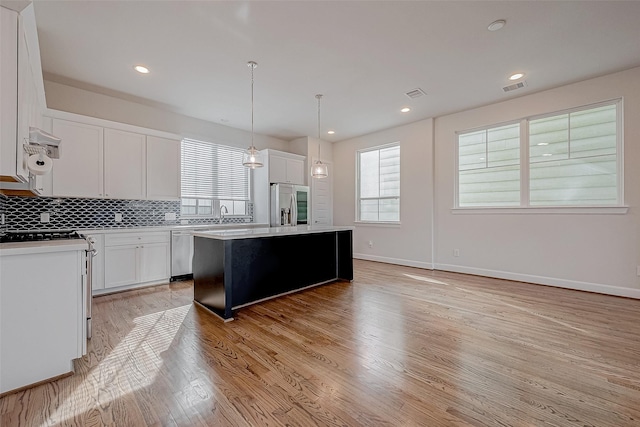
{"left": 250, "top": 62, "right": 255, "bottom": 147}
{"left": 316, "top": 94, "right": 322, "bottom": 160}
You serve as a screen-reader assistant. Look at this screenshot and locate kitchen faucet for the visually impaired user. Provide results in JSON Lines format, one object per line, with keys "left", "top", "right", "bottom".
{"left": 220, "top": 205, "right": 228, "bottom": 224}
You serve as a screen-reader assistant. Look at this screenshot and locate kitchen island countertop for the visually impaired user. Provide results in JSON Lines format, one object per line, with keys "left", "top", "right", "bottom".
{"left": 193, "top": 225, "right": 354, "bottom": 241}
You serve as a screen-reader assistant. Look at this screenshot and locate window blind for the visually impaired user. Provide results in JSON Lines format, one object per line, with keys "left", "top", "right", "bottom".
{"left": 181, "top": 139, "right": 250, "bottom": 200}
{"left": 458, "top": 123, "right": 520, "bottom": 207}
{"left": 529, "top": 104, "right": 617, "bottom": 206}
{"left": 358, "top": 144, "right": 400, "bottom": 221}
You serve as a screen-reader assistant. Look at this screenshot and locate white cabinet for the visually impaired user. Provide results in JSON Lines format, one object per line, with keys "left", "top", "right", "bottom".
{"left": 1, "top": 6, "right": 36, "bottom": 187}
{"left": 104, "top": 128, "right": 146, "bottom": 199}
{"left": 103, "top": 231, "right": 170, "bottom": 291}
{"left": 269, "top": 153, "right": 304, "bottom": 185}
{"left": 146, "top": 135, "right": 180, "bottom": 200}
{"left": 51, "top": 119, "right": 103, "bottom": 198}
{"left": 87, "top": 233, "right": 105, "bottom": 292}
{"left": 0, "top": 246, "right": 84, "bottom": 394}
{"left": 0, "top": 7, "right": 18, "bottom": 179}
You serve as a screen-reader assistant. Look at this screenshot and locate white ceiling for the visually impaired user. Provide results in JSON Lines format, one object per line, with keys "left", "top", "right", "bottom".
{"left": 32, "top": 1, "right": 640, "bottom": 142}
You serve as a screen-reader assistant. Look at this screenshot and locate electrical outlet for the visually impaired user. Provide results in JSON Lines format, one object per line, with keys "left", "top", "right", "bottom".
{"left": 453, "top": 249, "right": 460, "bottom": 257}
{"left": 40, "top": 212, "right": 50, "bottom": 223}
{"left": 165, "top": 212, "right": 176, "bottom": 221}
{"left": 114, "top": 213, "right": 122, "bottom": 222}
{"left": 368, "top": 240, "right": 373, "bottom": 248}
{"left": 180, "top": 219, "right": 189, "bottom": 225}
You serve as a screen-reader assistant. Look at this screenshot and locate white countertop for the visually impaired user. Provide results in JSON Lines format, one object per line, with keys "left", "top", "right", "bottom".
{"left": 193, "top": 225, "right": 354, "bottom": 240}
{"left": 0, "top": 239, "right": 89, "bottom": 256}
{"left": 3, "top": 223, "right": 270, "bottom": 235}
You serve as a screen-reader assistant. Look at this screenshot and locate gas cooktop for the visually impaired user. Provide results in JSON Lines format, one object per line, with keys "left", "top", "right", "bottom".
{"left": 0, "top": 230, "right": 84, "bottom": 243}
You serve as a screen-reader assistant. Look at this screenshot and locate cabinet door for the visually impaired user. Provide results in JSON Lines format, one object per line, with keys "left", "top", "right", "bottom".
{"left": 104, "top": 245, "right": 139, "bottom": 288}
{"left": 269, "top": 155, "right": 288, "bottom": 183}
{"left": 139, "top": 242, "right": 170, "bottom": 283}
{"left": 147, "top": 135, "right": 180, "bottom": 200}
{"left": 104, "top": 128, "right": 146, "bottom": 199}
{"left": 88, "top": 234, "right": 105, "bottom": 292}
{"left": 0, "top": 7, "right": 18, "bottom": 178}
{"left": 286, "top": 159, "right": 304, "bottom": 185}
{"left": 52, "top": 120, "right": 103, "bottom": 198}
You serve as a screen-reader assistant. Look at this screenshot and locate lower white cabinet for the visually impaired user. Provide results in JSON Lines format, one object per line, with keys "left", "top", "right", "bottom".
{"left": 0, "top": 245, "right": 85, "bottom": 394}
{"left": 103, "top": 231, "right": 170, "bottom": 290}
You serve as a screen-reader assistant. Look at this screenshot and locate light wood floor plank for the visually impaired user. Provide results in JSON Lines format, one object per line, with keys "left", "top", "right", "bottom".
{"left": 2, "top": 259, "right": 640, "bottom": 426}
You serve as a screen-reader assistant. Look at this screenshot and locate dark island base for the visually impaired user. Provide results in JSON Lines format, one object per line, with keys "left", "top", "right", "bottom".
{"left": 193, "top": 230, "right": 353, "bottom": 320}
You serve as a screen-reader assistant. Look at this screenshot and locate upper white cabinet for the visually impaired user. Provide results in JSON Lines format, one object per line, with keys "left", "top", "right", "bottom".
{"left": 104, "top": 128, "right": 146, "bottom": 199}
{"left": 146, "top": 135, "right": 180, "bottom": 200}
{"left": 51, "top": 119, "right": 104, "bottom": 198}
{"left": 47, "top": 113, "right": 181, "bottom": 200}
{"left": 1, "top": 5, "right": 43, "bottom": 190}
{"left": 0, "top": 7, "right": 19, "bottom": 179}
{"left": 268, "top": 151, "right": 305, "bottom": 185}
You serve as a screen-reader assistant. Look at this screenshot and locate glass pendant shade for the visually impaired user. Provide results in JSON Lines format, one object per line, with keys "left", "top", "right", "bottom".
{"left": 311, "top": 160, "right": 328, "bottom": 178}
{"left": 242, "top": 146, "right": 263, "bottom": 169}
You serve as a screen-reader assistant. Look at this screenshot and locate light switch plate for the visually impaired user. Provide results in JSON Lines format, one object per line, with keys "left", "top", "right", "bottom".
{"left": 114, "top": 213, "right": 122, "bottom": 222}
{"left": 40, "top": 212, "right": 50, "bottom": 223}
{"left": 165, "top": 212, "right": 176, "bottom": 221}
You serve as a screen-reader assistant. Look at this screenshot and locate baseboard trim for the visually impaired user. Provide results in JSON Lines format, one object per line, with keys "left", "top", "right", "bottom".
{"left": 435, "top": 263, "right": 640, "bottom": 300}
{"left": 353, "top": 253, "right": 433, "bottom": 270}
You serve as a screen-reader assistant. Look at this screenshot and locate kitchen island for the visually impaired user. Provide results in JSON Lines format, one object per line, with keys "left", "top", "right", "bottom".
{"left": 192, "top": 225, "right": 353, "bottom": 320}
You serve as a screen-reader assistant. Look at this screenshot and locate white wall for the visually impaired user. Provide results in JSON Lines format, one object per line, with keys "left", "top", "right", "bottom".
{"left": 333, "top": 118, "right": 433, "bottom": 268}
{"left": 43, "top": 80, "right": 289, "bottom": 150}
{"left": 434, "top": 67, "right": 640, "bottom": 298}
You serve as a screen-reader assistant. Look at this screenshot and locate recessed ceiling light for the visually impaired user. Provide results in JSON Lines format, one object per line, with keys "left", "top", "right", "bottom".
{"left": 400, "top": 107, "right": 411, "bottom": 113}
{"left": 134, "top": 65, "right": 149, "bottom": 74}
{"left": 327, "top": 130, "right": 335, "bottom": 135}
{"left": 488, "top": 19, "right": 506, "bottom": 31}
{"left": 509, "top": 72, "right": 525, "bottom": 81}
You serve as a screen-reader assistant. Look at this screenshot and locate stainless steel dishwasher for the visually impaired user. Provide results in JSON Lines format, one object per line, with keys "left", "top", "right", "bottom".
{"left": 171, "top": 230, "right": 194, "bottom": 281}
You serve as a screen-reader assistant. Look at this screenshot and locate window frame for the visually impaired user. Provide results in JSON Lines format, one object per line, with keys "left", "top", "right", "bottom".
{"left": 453, "top": 99, "right": 626, "bottom": 214}
{"left": 355, "top": 142, "right": 401, "bottom": 224}
{"left": 180, "top": 138, "right": 252, "bottom": 219}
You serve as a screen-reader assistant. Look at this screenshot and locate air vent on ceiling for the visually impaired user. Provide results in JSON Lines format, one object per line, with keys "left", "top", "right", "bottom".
{"left": 503, "top": 81, "right": 527, "bottom": 92}
{"left": 405, "top": 88, "right": 427, "bottom": 99}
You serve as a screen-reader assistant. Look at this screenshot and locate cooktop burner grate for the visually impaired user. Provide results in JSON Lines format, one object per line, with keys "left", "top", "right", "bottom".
{"left": 0, "top": 230, "right": 84, "bottom": 243}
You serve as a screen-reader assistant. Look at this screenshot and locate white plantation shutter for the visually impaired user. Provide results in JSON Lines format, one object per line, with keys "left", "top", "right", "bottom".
{"left": 529, "top": 104, "right": 618, "bottom": 206}
{"left": 457, "top": 100, "right": 621, "bottom": 208}
{"left": 358, "top": 143, "right": 400, "bottom": 222}
{"left": 181, "top": 139, "right": 250, "bottom": 200}
{"left": 458, "top": 123, "right": 520, "bottom": 207}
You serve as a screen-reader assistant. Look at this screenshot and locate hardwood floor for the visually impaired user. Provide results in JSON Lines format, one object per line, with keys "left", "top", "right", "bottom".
{"left": 2, "top": 259, "right": 640, "bottom": 426}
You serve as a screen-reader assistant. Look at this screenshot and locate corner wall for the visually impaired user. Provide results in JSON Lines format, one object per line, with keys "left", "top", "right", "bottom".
{"left": 433, "top": 67, "right": 640, "bottom": 298}
{"left": 333, "top": 118, "right": 434, "bottom": 268}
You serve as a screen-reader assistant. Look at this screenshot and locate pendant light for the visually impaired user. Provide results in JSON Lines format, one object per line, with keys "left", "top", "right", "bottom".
{"left": 311, "top": 94, "right": 329, "bottom": 179}
{"left": 242, "top": 61, "right": 263, "bottom": 169}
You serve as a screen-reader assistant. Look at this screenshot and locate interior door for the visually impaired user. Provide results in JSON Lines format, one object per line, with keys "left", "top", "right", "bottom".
{"left": 311, "top": 160, "right": 333, "bottom": 225}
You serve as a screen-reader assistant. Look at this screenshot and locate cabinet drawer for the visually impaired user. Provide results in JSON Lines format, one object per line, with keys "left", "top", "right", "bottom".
{"left": 105, "top": 231, "right": 170, "bottom": 247}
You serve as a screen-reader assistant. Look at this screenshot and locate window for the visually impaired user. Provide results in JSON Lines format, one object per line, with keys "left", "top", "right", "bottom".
{"left": 457, "top": 100, "right": 622, "bottom": 208}
{"left": 181, "top": 139, "right": 250, "bottom": 217}
{"left": 357, "top": 143, "right": 400, "bottom": 222}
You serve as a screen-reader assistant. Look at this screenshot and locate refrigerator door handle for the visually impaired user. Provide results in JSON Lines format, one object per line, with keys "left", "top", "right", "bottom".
{"left": 290, "top": 193, "right": 297, "bottom": 225}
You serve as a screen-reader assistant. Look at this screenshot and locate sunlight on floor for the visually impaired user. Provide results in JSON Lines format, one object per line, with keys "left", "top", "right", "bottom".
{"left": 46, "top": 304, "right": 191, "bottom": 426}
{"left": 402, "top": 272, "right": 588, "bottom": 334}
{"left": 402, "top": 273, "right": 450, "bottom": 286}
